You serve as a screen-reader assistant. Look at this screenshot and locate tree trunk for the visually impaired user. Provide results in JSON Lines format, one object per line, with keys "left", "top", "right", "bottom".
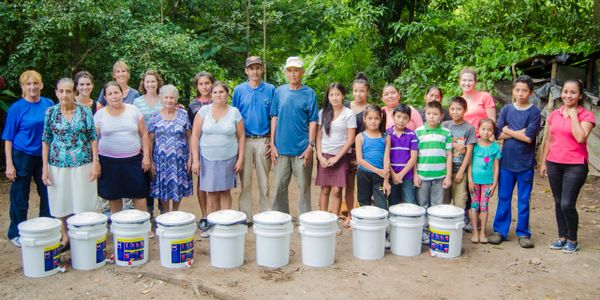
{"left": 594, "top": 0, "right": 600, "bottom": 24}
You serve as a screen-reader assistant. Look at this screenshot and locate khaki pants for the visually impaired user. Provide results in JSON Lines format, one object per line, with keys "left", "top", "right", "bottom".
{"left": 238, "top": 137, "right": 272, "bottom": 222}
{"left": 271, "top": 155, "right": 313, "bottom": 215}
{"left": 444, "top": 173, "right": 468, "bottom": 208}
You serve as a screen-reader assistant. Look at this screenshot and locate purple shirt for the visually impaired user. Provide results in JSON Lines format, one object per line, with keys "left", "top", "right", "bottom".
{"left": 387, "top": 127, "right": 418, "bottom": 179}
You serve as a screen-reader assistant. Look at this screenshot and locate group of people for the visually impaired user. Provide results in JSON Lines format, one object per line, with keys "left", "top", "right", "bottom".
{"left": 4, "top": 56, "right": 595, "bottom": 255}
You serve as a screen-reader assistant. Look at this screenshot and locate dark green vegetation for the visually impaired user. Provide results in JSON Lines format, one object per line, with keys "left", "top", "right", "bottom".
{"left": 1, "top": 0, "right": 599, "bottom": 106}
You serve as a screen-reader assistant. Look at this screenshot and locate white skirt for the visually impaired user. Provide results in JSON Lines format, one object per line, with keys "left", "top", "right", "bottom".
{"left": 48, "top": 163, "right": 99, "bottom": 218}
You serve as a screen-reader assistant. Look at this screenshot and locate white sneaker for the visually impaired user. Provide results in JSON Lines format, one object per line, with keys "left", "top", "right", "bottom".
{"left": 422, "top": 231, "right": 430, "bottom": 245}
{"left": 10, "top": 237, "right": 22, "bottom": 248}
{"left": 200, "top": 230, "right": 210, "bottom": 238}
{"left": 385, "top": 239, "right": 391, "bottom": 249}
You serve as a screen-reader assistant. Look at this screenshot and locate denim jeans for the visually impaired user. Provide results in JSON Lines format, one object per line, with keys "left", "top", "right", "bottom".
{"left": 546, "top": 161, "right": 588, "bottom": 241}
{"left": 493, "top": 168, "right": 534, "bottom": 239}
{"left": 7, "top": 149, "right": 50, "bottom": 239}
{"left": 389, "top": 179, "right": 416, "bottom": 206}
{"left": 416, "top": 178, "right": 445, "bottom": 209}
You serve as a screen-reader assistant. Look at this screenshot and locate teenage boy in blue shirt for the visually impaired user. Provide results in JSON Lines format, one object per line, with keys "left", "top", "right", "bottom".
{"left": 232, "top": 56, "right": 276, "bottom": 223}
{"left": 488, "top": 75, "right": 541, "bottom": 248}
{"left": 270, "top": 57, "right": 318, "bottom": 215}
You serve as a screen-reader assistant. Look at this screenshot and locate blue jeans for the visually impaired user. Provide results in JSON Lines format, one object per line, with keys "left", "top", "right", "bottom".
{"left": 7, "top": 149, "right": 50, "bottom": 239}
{"left": 493, "top": 168, "right": 534, "bottom": 239}
{"left": 389, "top": 179, "right": 416, "bottom": 206}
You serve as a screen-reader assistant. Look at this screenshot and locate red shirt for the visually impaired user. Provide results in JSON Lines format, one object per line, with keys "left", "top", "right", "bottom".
{"left": 547, "top": 105, "right": 595, "bottom": 164}
{"left": 462, "top": 91, "right": 495, "bottom": 135}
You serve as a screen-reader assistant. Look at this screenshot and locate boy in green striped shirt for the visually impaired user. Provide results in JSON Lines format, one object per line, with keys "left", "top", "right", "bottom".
{"left": 415, "top": 101, "right": 453, "bottom": 244}
{"left": 415, "top": 101, "right": 453, "bottom": 204}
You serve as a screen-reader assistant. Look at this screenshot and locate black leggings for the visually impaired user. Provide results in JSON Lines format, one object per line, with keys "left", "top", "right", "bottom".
{"left": 546, "top": 161, "right": 588, "bottom": 241}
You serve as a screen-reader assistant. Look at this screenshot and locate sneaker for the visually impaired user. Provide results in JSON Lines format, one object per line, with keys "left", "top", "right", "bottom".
{"left": 518, "top": 236, "right": 535, "bottom": 249}
{"left": 464, "top": 223, "right": 473, "bottom": 233}
{"left": 562, "top": 240, "right": 578, "bottom": 253}
{"left": 422, "top": 231, "right": 430, "bottom": 245}
{"left": 197, "top": 218, "right": 209, "bottom": 231}
{"left": 385, "top": 239, "right": 391, "bottom": 249}
{"left": 10, "top": 237, "right": 21, "bottom": 248}
{"left": 549, "top": 239, "right": 567, "bottom": 250}
{"left": 487, "top": 232, "right": 503, "bottom": 245}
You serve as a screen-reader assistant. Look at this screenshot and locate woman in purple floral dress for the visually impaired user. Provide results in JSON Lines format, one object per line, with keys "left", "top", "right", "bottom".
{"left": 148, "top": 85, "right": 193, "bottom": 212}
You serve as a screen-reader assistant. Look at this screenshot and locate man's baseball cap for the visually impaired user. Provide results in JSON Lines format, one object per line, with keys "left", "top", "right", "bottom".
{"left": 245, "top": 56, "right": 263, "bottom": 67}
{"left": 284, "top": 56, "right": 304, "bottom": 69}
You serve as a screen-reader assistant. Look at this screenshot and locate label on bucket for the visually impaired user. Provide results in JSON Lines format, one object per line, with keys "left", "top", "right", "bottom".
{"left": 116, "top": 237, "right": 145, "bottom": 262}
{"left": 96, "top": 237, "right": 106, "bottom": 263}
{"left": 43, "top": 243, "right": 61, "bottom": 272}
{"left": 171, "top": 237, "right": 194, "bottom": 264}
{"left": 429, "top": 228, "right": 450, "bottom": 253}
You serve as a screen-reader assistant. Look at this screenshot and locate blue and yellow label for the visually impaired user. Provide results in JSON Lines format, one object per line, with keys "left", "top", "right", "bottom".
{"left": 43, "top": 242, "right": 61, "bottom": 272}
{"left": 429, "top": 228, "right": 450, "bottom": 254}
{"left": 96, "top": 237, "right": 106, "bottom": 263}
{"left": 171, "top": 237, "right": 194, "bottom": 264}
{"left": 116, "top": 237, "right": 145, "bottom": 262}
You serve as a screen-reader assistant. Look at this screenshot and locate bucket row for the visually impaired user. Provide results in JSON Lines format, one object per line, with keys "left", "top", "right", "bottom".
{"left": 17, "top": 204, "right": 465, "bottom": 278}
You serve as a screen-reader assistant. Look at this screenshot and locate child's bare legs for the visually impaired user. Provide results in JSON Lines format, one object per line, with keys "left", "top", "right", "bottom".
{"left": 172, "top": 200, "right": 181, "bottom": 211}
{"left": 479, "top": 211, "right": 488, "bottom": 242}
{"left": 60, "top": 217, "right": 69, "bottom": 246}
{"left": 343, "top": 173, "right": 356, "bottom": 227}
{"left": 331, "top": 187, "right": 343, "bottom": 235}
{"left": 319, "top": 186, "right": 331, "bottom": 211}
{"left": 469, "top": 208, "right": 480, "bottom": 243}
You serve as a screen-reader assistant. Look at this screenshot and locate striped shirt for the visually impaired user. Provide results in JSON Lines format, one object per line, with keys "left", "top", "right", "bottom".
{"left": 415, "top": 124, "right": 452, "bottom": 180}
{"left": 386, "top": 127, "right": 418, "bottom": 180}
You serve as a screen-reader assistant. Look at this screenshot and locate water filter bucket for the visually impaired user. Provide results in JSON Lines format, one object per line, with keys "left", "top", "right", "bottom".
{"left": 427, "top": 205, "right": 465, "bottom": 258}
{"left": 253, "top": 211, "right": 293, "bottom": 268}
{"left": 389, "top": 203, "right": 426, "bottom": 256}
{"left": 156, "top": 211, "right": 197, "bottom": 268}
{"left": 350, "top": 206, "right": 389, "bottom": 260}
{"left": 110, "top": 209, "right": 151, "bottom": 266}
{"left": 298, "top": 211, "right": 338, "bottom": 267}
{"left": 207, "top": 210, "right": 248, "bottom": 268}
{"left": 67, "top": 212, "right": 108, "bottom": 270}
{"left": 18, "top": 217, "right": 62, "bottom": 278}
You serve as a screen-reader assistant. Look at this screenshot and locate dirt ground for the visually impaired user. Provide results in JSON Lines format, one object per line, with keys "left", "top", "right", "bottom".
{"left": 1, "top": 168, "right": 599, "bottom": 300}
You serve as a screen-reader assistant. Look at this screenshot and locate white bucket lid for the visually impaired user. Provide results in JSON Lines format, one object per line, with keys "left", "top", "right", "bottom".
{"left": 427, "top": 204, "right": 464, "bottom": 219}
{"left": 299, "top": 211, "right": 337, "bottom": 225}
{"left": 18, "top": 217, "right": 61, "bottom": 233}
{"left": 351, "top": 206, "right": 389, "bottom": 220}
{"left": 110, "top": 209, "right": 151, "bottom": 224}
{"left": 253, "top": 211, "right": 292, "bottom": 225}
{"left": 67, "top": 212, "right": 108, "bottom": 227}
{"left": 389, "top": 203, "right": 426, "bottom": 217}
{"left": 207, "top": 210, "right": 247, "bottom": 225}
{"left": 156, "top": 211, "right": 196, "bottom": 227}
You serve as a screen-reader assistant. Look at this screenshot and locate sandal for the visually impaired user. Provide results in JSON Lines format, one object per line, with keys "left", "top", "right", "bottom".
{"left": 342, "top": 216, "right": 352, "bottom": 228}
{"left": 479, "top": 234, "right": 488, "bottom": 244}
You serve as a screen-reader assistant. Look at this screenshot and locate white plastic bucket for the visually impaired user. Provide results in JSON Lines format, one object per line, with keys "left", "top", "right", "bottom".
{"left": 253, "top": 211, "right": 293, "bottom": 268}
{"left": 207, "top": 210, "right": 247, "bottom": 268}
{"left": 18, "top": 217, "right": 62, "bottom": 278}
{"left": 389, "top": 203, "right": 426, "bottom": 256}
{"left": 427, "top": 205, "right": 465, "bottom": 258}
{"left": 155, "top": 211, "right": 197, "bottom": 268}
{"left": 110, "top": 209, "right": 151, "bottom": 266}
{"left": 298, "top": 211, "right": 338, "bottom": 267}
{"left": 350, "top": 206, "right": 389, "bottom": 260}
{"left": 67, "top": 212, "right": 109, "bottom": 270}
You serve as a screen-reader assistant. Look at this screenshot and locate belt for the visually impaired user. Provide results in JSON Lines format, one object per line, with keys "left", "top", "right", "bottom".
{"left": 246, "top": 135, "right": 270, "bottom": 139}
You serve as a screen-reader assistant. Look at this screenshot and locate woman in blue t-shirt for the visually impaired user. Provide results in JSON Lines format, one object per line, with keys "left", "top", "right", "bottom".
{"left": 2, "top": 70, "right": 55, "bottom": 248}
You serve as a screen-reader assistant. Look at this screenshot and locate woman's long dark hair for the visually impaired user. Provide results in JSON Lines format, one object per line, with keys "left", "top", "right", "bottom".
{"left": 322, "top": 83, "right": 346, "bottom": 136}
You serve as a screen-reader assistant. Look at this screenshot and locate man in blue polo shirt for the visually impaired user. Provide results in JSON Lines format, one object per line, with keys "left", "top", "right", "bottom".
{"left": 232, "top": 56, "right": 276, "bottom": 223}
{"left": 270, "top": 56, "right": 318, "bottom": 215}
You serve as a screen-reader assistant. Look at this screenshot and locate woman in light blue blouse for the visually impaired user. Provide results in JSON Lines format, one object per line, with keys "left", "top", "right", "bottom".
{"left": 42, "top": 78, "right": 100, "bottom": 248}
